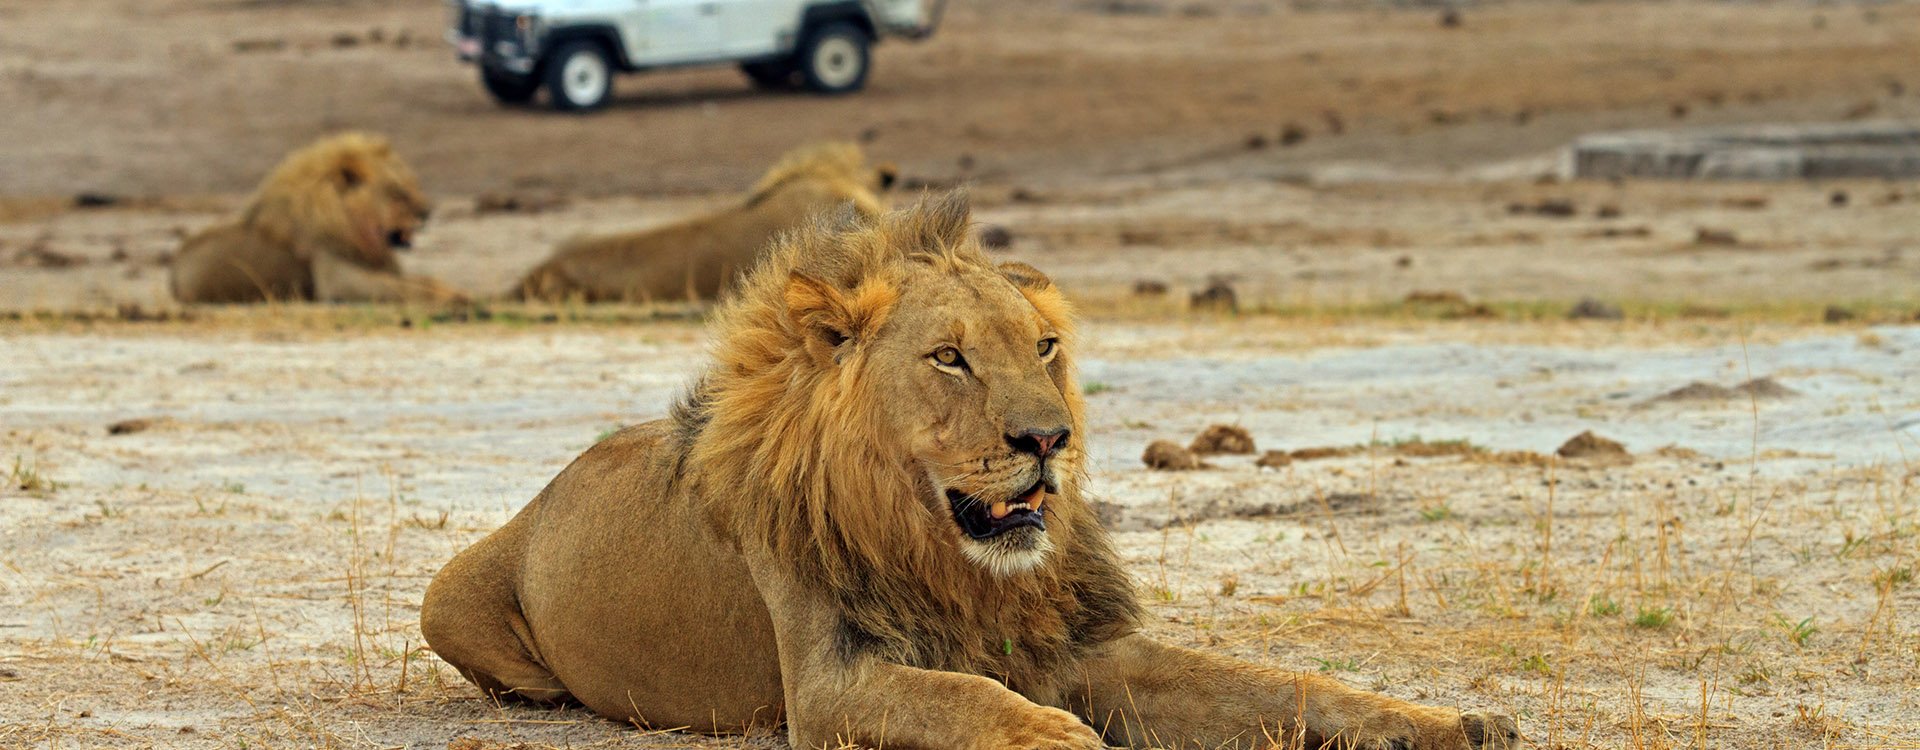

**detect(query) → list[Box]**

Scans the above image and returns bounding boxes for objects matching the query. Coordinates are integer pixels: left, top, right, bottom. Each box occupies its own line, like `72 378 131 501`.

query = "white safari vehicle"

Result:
447 0 944 111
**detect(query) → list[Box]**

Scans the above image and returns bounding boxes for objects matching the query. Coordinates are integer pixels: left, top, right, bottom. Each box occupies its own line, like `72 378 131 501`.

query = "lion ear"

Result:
908 188 970 250
786 272 856 357
785 272 897 363
998 261 1052 291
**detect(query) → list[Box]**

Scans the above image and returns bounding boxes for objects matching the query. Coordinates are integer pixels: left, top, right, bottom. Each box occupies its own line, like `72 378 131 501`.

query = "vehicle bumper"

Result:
447 2 539 73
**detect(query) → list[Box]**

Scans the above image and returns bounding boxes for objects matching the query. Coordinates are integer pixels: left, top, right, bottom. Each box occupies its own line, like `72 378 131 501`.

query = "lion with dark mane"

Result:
422 192 1517 750
510 141 894 302
169 133 464 304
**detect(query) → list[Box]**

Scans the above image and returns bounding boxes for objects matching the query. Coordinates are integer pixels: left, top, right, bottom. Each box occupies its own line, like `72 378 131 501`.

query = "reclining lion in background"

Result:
422 192 1519 750
169 133 465 304
510 141 895 303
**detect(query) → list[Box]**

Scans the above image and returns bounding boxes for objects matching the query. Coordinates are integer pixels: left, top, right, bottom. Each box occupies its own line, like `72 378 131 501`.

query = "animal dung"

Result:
1142 440 1206 471
1189 424 1256 455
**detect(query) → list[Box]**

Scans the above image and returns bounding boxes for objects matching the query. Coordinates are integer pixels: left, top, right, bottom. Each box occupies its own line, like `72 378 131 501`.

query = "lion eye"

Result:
932 347 965 369
1037 338 1057 358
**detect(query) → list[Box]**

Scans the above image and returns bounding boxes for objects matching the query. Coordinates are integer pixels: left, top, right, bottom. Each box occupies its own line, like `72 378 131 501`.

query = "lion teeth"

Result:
991 501 1010 519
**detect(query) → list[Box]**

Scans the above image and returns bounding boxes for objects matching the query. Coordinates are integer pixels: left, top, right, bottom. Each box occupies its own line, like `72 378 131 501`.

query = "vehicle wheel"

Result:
797 22 870 95
544 40 614 112
740 59 798 90
481 67 540 105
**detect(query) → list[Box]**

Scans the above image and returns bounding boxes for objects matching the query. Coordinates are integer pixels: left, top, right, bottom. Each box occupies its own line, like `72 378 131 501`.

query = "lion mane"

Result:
510 141 897 303
680 196 1140 681
169 132 460 304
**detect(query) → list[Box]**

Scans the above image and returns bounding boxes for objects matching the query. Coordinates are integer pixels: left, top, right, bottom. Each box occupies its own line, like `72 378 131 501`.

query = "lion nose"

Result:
1007 427 1070 459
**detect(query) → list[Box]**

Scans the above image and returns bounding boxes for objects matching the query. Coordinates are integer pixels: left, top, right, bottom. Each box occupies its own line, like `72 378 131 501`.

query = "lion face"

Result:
333 147 432 264
244 132 433 268
865 262 1080 576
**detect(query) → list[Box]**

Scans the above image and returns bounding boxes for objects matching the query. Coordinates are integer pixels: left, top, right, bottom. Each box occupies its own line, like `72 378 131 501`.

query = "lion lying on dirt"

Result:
422 192 1517 749
169 133 465 304
509 141 895 302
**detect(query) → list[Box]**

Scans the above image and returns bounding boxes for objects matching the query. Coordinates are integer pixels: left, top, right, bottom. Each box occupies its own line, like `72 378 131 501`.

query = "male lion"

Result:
422 192 1517 750
510 141 895 302
169 133 465 304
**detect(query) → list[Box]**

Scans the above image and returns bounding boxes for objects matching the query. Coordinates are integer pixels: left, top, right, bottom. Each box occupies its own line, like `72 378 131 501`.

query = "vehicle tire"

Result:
740 59 798 90
797 22 870 95
481 67 540 105
543 40 614 112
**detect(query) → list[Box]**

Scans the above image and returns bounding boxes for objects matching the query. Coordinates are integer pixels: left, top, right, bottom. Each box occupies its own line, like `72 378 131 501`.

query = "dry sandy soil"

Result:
2 319 1917 750
4 0 1920 748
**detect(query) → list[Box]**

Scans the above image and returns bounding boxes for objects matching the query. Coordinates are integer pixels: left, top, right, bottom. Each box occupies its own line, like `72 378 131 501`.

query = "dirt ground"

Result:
4 0 1920 748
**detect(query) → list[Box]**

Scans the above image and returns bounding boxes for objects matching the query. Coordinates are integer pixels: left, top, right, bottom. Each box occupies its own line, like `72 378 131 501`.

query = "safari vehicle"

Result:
447 0 945 112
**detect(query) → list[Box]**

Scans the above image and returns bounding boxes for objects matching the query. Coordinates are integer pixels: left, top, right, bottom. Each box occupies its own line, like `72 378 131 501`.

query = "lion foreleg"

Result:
1066 634 1518 750
311 251 467 304
745 556 1103 750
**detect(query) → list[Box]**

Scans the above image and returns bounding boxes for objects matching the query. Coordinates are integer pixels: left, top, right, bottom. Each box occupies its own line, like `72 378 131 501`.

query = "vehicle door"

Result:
621 0 726 65
714 0 802 59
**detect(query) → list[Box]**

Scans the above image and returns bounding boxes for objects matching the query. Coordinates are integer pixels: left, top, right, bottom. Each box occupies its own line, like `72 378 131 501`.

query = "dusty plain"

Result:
4 0 1920 748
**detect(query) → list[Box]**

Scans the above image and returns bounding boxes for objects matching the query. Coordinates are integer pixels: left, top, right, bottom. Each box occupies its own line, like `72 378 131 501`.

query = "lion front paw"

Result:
1460 711 1520 750
982 706 1106 750
1344 707 1520 750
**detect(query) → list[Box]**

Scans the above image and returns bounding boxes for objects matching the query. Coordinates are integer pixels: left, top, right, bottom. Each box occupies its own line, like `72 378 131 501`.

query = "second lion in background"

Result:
511 142 896 303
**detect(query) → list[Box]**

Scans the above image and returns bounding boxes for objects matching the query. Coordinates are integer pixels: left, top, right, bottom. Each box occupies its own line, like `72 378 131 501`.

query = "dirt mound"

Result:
1652 381 1737 402
1556 430 1630 461
1255 450 1291 469
1142 440 1206 470
1733 376 1799 399
1189 424 1255 455
1650 377 1798 404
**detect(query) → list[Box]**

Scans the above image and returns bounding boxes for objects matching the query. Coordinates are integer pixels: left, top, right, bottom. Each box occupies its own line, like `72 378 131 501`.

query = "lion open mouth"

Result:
947 480 1051 540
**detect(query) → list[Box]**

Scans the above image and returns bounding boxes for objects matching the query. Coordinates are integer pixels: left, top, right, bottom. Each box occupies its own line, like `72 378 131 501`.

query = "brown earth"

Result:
4 1 1920 748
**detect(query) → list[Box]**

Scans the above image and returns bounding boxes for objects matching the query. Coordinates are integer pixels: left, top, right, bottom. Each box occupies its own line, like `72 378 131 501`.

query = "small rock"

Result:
1278 122 1308 147
1567 297 1623 320
1694 228 1740 246
1829 190 1849 207
1143 440 1206 471
1507 199 1577 218
330 32 361 48
978 224 1014 250
108 418 153 436
1439 8 1462 27
73 192 122 209
1395 255 1413 268
1255 450 1292 469
1190 424 1256 455
1189 278 1238 314
1321 110 1346 135
16 238 83 268
1556 430 1629 460
1823 305 1856 324
473 192 567 214
1669 102 1689 119
232 38 287 53
1595 204 1623 219
1244 133 1270 150
1132 279 1169 296
1721 196 1769 210
1405 290 1467 305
